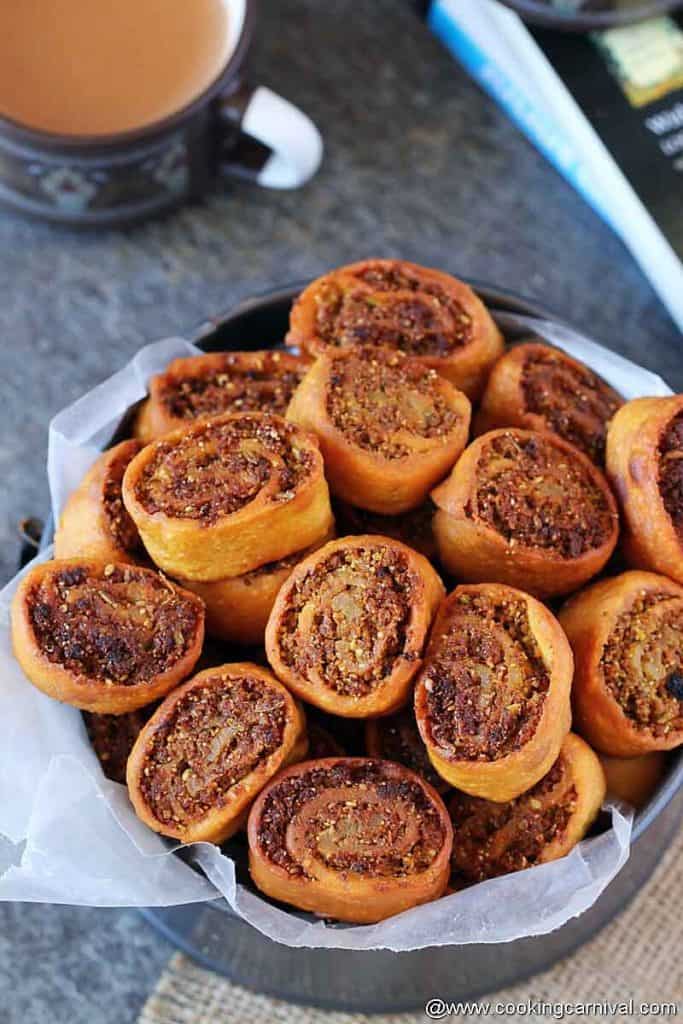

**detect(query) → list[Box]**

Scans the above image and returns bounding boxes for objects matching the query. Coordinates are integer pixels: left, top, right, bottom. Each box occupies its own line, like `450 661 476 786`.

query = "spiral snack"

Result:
55 440 146 563
475 342 622 464
266 535 444 717
248 757 453 923
287 345 471 514
559 571 683 756
286 259 503 398
606 395 683 584
12 560 204 713
432 429 619 599
127 663 307 844
599 752 666 809
414 583 572 801
122 412 333 582
135 350 311 442
183 529 334 647
449 734 605 885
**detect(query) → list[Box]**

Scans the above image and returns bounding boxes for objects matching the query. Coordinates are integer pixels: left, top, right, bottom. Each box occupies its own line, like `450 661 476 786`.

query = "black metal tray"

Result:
42 281 683 1013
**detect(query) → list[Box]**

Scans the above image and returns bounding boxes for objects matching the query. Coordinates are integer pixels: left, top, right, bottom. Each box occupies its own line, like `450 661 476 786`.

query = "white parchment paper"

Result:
0 320 671 950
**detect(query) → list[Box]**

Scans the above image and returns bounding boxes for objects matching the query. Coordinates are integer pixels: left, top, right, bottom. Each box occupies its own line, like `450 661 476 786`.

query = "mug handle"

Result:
216 82 323 189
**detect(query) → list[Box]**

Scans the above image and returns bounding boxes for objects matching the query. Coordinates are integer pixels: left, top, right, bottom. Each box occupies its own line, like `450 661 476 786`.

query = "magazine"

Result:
424 0 683 330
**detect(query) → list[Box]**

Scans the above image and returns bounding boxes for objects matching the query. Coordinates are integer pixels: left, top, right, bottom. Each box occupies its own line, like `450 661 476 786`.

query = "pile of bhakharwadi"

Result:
11 259 683 924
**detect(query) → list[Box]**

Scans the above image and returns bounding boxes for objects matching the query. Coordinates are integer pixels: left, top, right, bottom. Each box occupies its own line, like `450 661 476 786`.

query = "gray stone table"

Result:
0 1 680 1021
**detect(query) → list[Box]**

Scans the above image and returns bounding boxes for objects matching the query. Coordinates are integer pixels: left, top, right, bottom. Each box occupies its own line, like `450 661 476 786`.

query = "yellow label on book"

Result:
594 17 683 108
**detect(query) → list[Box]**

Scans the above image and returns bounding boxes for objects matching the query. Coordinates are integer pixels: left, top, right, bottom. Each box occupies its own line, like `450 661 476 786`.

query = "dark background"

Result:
533 11 683 249
0 2 680 1021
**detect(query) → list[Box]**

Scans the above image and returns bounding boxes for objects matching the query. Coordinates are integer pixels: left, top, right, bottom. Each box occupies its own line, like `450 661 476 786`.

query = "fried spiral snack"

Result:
334 499 438 561
287 345 471 514
127 663 307 844
122 412 333 582
55 440 146 564
475 342 623 464
12 560 204 713
365 707 449 794
84 706 155 784
183 530 334 646
559 571 683 756
432 429 619 599
135 350 311 442
449 734 605 886
599 752 666 809
247 757 453 923
286 259 504 399
606 395 683 585
266 535 444 718
414 583 572 801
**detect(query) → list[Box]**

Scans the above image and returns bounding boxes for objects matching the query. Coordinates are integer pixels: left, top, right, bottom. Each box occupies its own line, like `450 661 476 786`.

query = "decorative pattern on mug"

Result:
0 134 190 215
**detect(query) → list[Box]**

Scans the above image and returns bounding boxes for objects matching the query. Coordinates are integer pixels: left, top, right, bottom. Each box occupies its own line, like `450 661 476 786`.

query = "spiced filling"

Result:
313 263 473 357
372 708 445 790
140 675 287 827
102 441 144 554
256 761 445 878
325 346 461 458
520 349 622 463
84 707 153 784
422 593 549 761
450 755 576 883
135 415 314 523
277 546 415 697
28 565 201 685
159 353 308 422
659 411 683 538
467 432 612 557
354 265 432 291
601 591 683 738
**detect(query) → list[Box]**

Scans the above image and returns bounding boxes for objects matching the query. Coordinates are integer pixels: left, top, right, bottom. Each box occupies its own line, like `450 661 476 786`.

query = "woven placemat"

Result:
139 824 683 1024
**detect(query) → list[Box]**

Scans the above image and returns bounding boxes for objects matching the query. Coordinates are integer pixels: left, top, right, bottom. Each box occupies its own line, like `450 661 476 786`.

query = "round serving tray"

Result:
38 281 683 1013
497 0 682 31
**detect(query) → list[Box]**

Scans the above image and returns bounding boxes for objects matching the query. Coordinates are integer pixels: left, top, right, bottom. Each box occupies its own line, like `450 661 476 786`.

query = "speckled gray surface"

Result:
0 1 680 1021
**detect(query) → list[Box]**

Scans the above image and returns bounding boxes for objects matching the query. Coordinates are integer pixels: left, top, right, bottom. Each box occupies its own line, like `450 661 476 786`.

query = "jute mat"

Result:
139 824 683 1024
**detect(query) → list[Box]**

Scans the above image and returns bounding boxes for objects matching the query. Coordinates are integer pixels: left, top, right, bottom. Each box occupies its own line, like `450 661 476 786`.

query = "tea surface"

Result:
0 0 231 136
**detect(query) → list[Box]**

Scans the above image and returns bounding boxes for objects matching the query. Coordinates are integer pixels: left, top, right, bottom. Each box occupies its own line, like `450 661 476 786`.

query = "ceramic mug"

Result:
0 0 322 226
